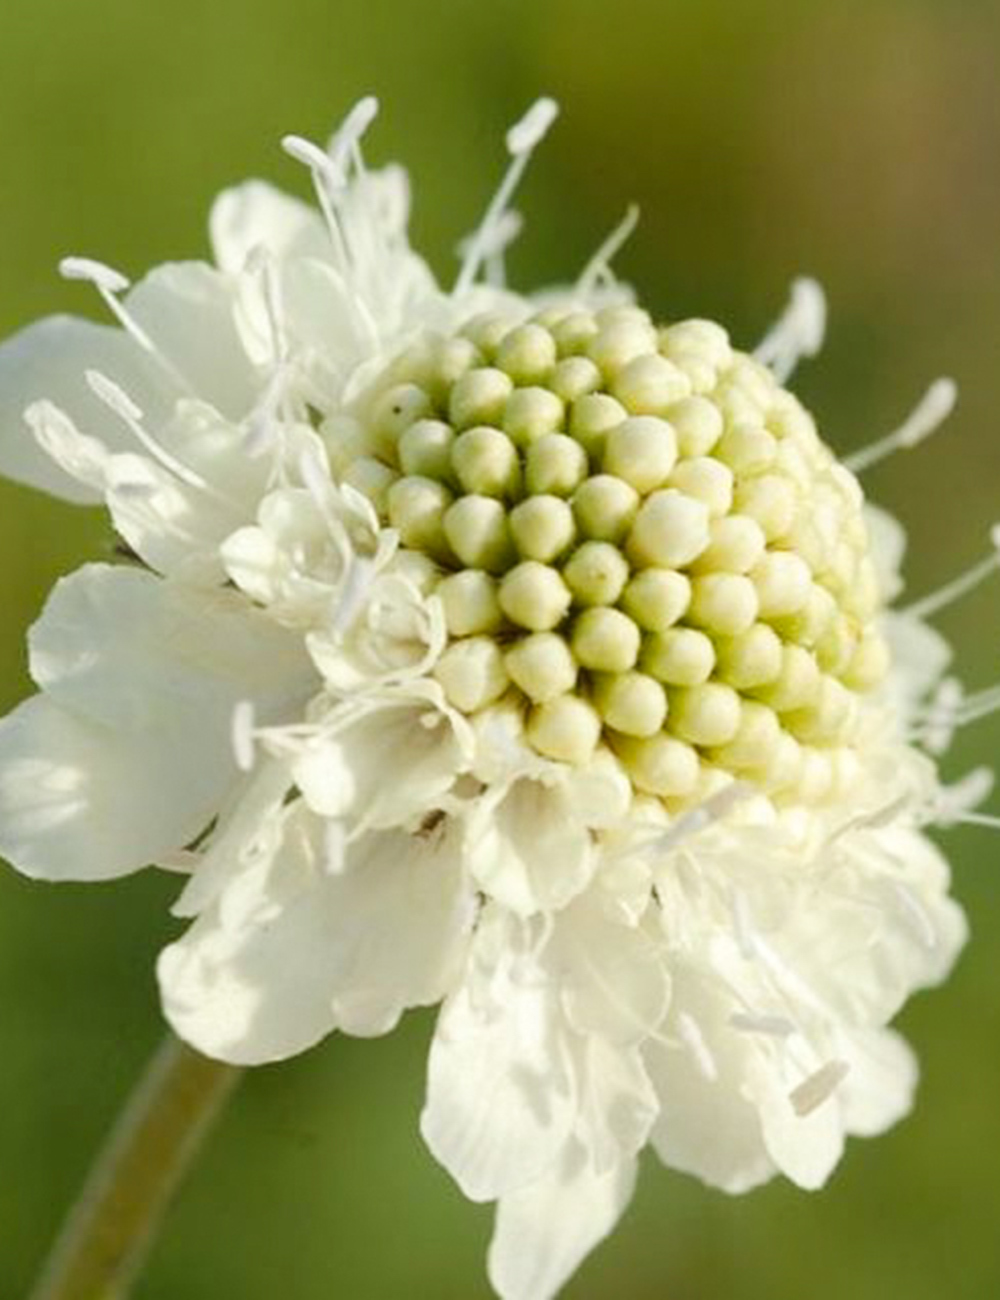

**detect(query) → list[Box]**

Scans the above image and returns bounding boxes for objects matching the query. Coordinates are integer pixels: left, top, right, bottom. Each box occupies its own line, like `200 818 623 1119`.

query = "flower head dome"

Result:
0 98 988 1300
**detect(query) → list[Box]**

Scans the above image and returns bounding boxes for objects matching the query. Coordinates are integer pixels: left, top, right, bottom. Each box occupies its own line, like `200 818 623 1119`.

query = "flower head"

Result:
0 98 987 1300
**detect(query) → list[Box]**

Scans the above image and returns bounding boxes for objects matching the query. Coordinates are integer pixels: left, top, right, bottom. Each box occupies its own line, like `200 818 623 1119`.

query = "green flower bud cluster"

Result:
327 303 888 809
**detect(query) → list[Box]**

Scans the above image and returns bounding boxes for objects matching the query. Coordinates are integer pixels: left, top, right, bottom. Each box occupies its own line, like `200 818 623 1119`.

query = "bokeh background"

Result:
2 0 999 1295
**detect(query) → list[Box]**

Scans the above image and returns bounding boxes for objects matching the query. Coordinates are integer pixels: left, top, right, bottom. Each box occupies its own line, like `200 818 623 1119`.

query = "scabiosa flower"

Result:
0 98 989 1300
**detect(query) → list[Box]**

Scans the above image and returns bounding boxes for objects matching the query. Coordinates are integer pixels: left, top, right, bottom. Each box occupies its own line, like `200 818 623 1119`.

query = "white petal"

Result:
840 1028 918 1139
209 181 329 274
467 778 595 916
28 564 313 732
0 564 313 881
552 896 670 1047
125 263 259 419
749 1056 845 1190
0 693 240 881
488 1143 637 1300
421 923 575 1201
646 969 775 1194
0 315 172 503
571 1035 659 1173
294 688 468 830
160 816 471 1063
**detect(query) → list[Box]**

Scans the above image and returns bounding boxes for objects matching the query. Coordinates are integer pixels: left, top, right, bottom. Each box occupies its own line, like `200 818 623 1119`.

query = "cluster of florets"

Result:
328 302 889 810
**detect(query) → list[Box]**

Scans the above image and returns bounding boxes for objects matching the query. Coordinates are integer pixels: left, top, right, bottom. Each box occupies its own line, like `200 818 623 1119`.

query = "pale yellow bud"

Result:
528 695 602 764
603 416 678 494
525 433 588 496
667 395 724 456
615 732 700 797
387 476 452 556
670 682 742 747
449 367 515 430
612 354 690 415
495 323 558 385
620 569 691 632
499 561 573 631
503 387 565 448
506 632 578 702
509 495 576 562
443 495 513 572
594 671 668 737
398 419 455 481
437 570 502 636
641 627 715 686
563 541 630 606
451 425 520 497
434 637 509 712
627 489 710 568
572 475 640 543
688 573 759 636
571 607 641 672
668 456 733 518
550 355 602 403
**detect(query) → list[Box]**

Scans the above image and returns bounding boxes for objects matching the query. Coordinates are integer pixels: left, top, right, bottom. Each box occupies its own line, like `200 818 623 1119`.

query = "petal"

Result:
421 919 575 1202
293 687 468 830
0 565 313 881
645 969 775 1194
0 694 228 881
0 315 173 503
125 263 259 419
839 1028 918 1139
28 564 313 732
571 1035 659 1173
467 778 595 916
159 816 471 1064
552 897 670 1047
488 1144 637 1300
209 181 329 274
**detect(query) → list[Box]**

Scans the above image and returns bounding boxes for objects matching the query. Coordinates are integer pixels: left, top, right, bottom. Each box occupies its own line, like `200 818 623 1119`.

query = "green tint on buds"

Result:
349 303 886 805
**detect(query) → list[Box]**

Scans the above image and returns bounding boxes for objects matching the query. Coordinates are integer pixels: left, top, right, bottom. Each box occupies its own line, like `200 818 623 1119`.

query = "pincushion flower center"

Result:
329 302 888 809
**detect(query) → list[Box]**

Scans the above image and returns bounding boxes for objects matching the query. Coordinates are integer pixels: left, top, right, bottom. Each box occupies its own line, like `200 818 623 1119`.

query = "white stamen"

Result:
576 204 640 298
86 369 143 422
61 256 194 394
845 378 957 474
231 700 257 772
506 98 560 155
904 525 1000 620
85 369 215 494
731 886 759 960
59 256 131 294
952 811 1000 831
282 133 352 274
647 781 752 856
730 1011 796 1037
789 1059 850 1116
454 97 559 296
678 1012 719 1081
456 209 524 288
932 766 996 827
754 277 826 383
281 133 346 187
328 95 380 170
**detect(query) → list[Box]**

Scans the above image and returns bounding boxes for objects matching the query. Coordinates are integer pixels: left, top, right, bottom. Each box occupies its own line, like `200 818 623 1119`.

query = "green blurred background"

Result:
2 0 999 1295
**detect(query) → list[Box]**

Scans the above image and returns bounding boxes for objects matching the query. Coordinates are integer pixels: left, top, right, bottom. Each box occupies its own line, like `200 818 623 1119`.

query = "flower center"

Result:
329 303 888 807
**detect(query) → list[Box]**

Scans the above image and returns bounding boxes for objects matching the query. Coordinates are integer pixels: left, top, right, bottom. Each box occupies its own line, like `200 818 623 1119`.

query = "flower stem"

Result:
30 1034 242 1300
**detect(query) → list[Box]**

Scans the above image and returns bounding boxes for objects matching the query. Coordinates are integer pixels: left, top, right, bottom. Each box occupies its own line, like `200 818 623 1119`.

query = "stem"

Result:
30 1034 242 1300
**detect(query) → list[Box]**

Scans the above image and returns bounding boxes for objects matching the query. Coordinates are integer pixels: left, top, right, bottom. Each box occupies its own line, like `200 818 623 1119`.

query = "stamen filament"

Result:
845 378 957 474
454 98 559 297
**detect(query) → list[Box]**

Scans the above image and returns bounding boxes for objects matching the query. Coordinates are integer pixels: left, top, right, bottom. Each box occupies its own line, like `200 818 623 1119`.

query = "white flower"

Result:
0 97 988 1300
